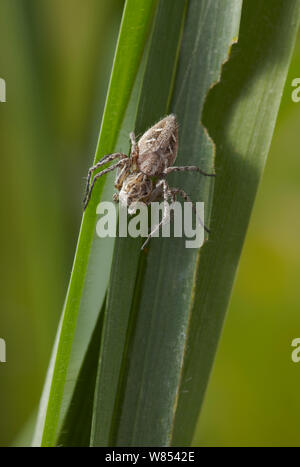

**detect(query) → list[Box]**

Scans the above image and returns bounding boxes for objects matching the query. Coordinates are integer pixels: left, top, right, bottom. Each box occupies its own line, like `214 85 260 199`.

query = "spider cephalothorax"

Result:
118 173 153 214
84 114 215 248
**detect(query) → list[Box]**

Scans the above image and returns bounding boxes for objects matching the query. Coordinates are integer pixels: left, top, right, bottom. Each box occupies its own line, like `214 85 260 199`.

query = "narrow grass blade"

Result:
34 0 157 447
56 299 105 447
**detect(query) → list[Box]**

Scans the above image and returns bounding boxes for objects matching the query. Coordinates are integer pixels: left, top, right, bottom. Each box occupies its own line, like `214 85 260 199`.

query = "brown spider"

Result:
83 115 215 248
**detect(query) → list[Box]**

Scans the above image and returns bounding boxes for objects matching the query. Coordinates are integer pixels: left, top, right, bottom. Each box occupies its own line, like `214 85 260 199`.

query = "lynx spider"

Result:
83 114 215 249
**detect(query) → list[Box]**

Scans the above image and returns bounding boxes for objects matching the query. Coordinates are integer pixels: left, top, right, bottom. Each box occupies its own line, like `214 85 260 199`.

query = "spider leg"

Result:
130 132 139 171
84 160 125 210
84 153 127 206
170 188 210 234
163 166 216 177
141 179 169 250
114 158 131 191
130 131 137 148
148 179 164 202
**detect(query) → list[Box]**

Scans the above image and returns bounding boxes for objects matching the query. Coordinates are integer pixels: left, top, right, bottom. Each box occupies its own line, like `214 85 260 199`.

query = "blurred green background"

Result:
0 0 299 447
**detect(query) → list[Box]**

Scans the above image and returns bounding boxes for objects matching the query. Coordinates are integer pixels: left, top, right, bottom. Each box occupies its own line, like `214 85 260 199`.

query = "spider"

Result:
83 114 215 248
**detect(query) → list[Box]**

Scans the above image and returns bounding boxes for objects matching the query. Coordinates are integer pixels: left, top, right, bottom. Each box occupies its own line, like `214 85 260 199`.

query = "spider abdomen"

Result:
137 151 166 176
137 114 178 176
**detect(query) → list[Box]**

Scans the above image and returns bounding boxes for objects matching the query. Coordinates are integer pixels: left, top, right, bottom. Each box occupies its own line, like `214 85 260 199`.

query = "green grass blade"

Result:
172 0 300 446
56 299 105 447
91 0 188 447
114 0 243 447
91 0 243 448
34 0 157 447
